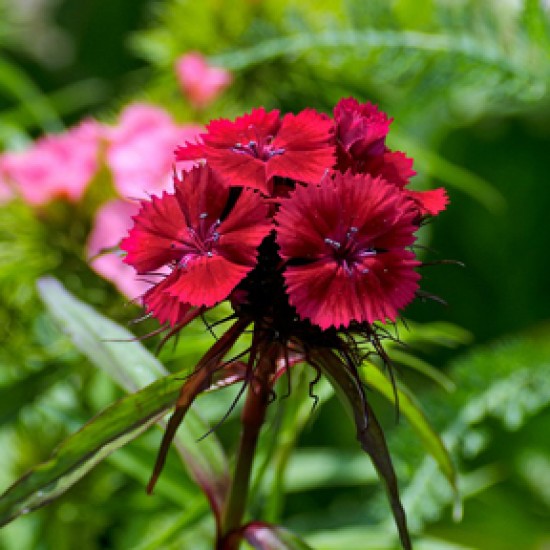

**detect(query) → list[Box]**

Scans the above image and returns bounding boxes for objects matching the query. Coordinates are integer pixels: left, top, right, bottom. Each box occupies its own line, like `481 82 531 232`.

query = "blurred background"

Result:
0 0 549 549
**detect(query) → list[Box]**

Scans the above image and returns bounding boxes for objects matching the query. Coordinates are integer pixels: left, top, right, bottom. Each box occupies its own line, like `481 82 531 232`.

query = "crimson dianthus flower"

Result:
334 97 392 172
117 98 451 550
276 172 421 330
120 165 271 326
333 98 448 218
175 107 334 195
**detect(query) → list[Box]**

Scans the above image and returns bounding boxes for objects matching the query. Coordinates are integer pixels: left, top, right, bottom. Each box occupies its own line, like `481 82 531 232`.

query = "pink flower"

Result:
175 52 232 108
121 165 271 325
87 199 152 299
176 107 335 195
276 172 420 329
106 103 202 199
2 120 102 206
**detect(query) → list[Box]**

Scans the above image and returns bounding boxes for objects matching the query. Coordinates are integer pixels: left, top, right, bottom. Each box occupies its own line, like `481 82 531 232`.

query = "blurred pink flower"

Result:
175 52 232 108
2 120 102 206
106 103 202 199
88 199 152 300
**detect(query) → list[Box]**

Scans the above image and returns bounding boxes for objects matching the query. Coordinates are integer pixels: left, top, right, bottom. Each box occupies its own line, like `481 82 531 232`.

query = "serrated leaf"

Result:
361 362 457 490
398 331 550 533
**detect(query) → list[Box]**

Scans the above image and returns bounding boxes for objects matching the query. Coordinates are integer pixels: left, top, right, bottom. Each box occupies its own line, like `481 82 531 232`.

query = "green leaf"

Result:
307 527 476 550
311 348 412 550
37 277 165 391
106 444 197 506
283 448 377 492
307 526 400 550
0 78 109 131
398 331 550 533
34 278 230 516
388 349 455 392
211 29 529 79
0 363 71 424
361 362 457 490
394 321 472 350
0 367 184 526
0 54 62 133
259 368 335 521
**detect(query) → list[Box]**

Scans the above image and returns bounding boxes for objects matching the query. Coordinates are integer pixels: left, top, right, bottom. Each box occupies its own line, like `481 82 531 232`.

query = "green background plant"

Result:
1 0 549 548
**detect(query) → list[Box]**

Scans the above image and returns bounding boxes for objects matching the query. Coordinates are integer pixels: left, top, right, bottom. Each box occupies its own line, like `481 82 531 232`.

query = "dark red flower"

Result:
334 97 392 172
121 165 271 324
175 107 334 195
276 172 420 329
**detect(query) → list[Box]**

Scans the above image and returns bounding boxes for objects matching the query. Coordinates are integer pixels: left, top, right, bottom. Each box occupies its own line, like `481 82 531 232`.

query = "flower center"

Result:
170 213 221 269
231 134 285 161
324 226 382 275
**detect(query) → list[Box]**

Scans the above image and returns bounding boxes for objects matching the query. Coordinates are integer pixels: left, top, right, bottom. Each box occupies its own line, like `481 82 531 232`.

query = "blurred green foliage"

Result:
1 0 549 548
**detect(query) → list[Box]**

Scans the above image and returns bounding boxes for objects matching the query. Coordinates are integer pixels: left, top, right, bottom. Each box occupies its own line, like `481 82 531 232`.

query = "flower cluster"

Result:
120 98 447 550
123 98 447 333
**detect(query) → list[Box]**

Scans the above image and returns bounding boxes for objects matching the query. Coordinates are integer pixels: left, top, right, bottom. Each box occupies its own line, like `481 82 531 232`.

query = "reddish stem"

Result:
217 343 275 550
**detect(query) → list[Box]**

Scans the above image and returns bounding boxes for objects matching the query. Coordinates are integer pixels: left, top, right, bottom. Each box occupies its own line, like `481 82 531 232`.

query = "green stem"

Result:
217 346 274 550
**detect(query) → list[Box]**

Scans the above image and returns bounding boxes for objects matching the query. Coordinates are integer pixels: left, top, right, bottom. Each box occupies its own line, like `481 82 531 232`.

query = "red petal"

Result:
175 140 207 161
334 98 391 160
143 272 194 327
217 188 272 265
365 150 416 188
204 108 281 147
268 108 335 184
166 255 252 307
284 252 420 329
123 164 271 322
121 191 187 274
406 187 448 216
173 163 229 225
166 185 271 307
205 149 269 193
